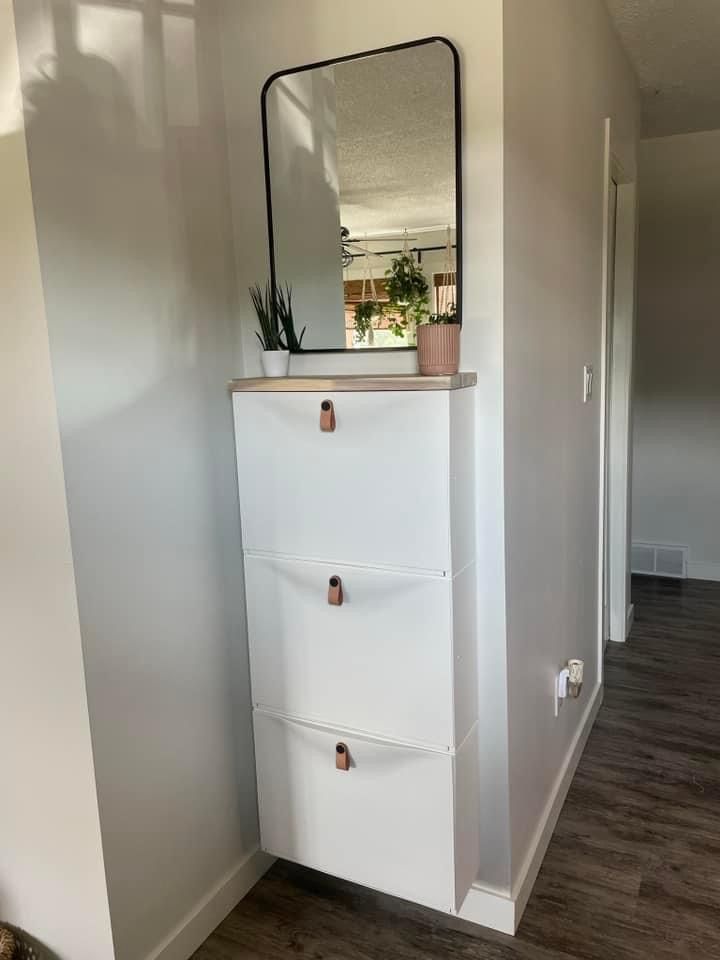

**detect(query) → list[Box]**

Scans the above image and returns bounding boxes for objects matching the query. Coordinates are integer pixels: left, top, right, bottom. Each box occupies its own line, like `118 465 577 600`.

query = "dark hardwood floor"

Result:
193 577 720 959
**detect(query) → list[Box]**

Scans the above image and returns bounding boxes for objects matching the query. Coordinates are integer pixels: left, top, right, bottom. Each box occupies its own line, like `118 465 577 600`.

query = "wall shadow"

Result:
12 2 256 957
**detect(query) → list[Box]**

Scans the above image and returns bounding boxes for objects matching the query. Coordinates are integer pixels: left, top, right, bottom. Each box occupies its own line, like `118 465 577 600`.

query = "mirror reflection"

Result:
263 39 459 351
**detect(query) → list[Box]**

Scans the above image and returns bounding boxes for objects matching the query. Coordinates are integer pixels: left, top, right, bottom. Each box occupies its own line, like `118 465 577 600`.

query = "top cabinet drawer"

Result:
234 391 459 573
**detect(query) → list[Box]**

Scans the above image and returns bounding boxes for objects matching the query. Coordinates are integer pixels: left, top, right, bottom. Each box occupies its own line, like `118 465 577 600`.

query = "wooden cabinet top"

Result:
229 373 477 393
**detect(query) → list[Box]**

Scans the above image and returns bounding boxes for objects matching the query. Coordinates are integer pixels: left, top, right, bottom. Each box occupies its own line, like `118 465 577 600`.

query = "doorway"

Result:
599 121 638 666
603 177 618 649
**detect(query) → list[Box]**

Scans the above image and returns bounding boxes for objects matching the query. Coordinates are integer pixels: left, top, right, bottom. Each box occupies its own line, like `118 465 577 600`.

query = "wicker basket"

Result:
15 937 46 960
0 928 14 960
1 927 52 960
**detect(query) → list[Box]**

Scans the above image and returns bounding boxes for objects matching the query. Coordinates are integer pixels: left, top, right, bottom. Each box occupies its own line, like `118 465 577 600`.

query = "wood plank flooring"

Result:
193 577 720 959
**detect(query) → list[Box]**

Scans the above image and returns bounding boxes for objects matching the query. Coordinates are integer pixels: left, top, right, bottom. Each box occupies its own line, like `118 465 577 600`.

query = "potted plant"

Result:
416 303 460 376
250 282 306 377
354 299 383 345
274 283 306 354
384 253 430 344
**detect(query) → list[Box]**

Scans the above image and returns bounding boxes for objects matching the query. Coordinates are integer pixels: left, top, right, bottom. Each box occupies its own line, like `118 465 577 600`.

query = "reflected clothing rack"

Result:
348 244 457 263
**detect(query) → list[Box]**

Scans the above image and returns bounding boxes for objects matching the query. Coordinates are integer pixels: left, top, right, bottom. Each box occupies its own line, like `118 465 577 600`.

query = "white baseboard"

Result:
626 603 635 637
511 683 603 927
687 561 720 583
146 846 275 960
457 880 515 934
460 683 602 935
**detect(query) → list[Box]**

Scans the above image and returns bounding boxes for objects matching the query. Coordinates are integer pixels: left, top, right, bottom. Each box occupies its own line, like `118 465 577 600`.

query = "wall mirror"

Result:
261 37 461 352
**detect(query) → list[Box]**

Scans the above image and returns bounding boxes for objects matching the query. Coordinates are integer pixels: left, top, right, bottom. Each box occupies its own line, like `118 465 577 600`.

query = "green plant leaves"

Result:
354 300 382 341
249 282 306 353
426 301 458 325
250 282 283 350
384 254 430 335
275 283 305 353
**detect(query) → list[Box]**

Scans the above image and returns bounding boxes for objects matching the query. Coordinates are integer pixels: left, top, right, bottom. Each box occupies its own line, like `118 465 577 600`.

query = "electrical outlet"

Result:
554 660 585 716
554 669 568 718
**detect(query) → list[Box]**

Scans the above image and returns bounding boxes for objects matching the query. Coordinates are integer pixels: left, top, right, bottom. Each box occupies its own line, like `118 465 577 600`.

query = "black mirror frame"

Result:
260 36 462 354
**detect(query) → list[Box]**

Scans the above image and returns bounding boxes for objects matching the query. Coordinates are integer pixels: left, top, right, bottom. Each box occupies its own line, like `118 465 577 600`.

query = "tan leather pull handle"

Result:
328 575 343 606
320 399 336 432
335 742 350 771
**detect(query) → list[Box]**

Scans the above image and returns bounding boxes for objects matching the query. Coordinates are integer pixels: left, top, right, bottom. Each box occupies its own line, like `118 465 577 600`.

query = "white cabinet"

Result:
254 712 479 914
232 376 478 914
246 555 477 748
234 390 473 574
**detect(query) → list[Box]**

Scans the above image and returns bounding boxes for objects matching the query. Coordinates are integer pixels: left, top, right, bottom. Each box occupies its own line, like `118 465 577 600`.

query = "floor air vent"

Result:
631 542 688 579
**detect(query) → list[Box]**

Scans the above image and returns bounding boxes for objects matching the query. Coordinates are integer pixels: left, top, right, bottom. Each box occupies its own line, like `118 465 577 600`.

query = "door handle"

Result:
320 399 336 432
335 742 350 771
328 575 343 606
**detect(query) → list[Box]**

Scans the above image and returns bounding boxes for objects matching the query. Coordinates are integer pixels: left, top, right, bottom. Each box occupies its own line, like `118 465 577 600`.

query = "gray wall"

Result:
503 0 638 878
13 2 259 957
632 130 720 581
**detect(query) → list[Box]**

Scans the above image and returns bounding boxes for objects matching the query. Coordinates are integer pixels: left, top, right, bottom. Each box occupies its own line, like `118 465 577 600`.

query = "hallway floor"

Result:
193 577 720 959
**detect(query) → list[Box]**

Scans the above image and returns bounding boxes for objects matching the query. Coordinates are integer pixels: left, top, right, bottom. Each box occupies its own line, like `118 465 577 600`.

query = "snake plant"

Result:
250 282 306 352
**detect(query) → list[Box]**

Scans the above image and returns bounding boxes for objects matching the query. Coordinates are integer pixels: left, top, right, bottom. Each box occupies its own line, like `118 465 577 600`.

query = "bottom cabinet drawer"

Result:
254 710 467 914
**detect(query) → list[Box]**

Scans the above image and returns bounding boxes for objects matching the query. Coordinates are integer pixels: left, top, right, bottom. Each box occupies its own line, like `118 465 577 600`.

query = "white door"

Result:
245 554 456 747
253 711 457 912
233 390 452 573
603 179 618 649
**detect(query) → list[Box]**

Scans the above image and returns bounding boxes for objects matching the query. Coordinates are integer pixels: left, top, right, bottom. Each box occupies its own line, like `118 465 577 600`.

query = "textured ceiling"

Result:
334 42 456 235
605 0 720 138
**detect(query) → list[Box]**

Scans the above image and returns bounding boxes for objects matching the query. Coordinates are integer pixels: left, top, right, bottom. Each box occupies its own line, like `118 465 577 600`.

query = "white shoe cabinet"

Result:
232 374 478 915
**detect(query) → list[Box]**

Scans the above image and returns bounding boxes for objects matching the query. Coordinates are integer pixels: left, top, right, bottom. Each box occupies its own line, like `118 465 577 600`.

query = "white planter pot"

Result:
261 350 290 377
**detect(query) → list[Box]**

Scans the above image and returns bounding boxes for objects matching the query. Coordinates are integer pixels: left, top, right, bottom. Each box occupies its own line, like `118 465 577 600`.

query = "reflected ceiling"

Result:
334 43 455 235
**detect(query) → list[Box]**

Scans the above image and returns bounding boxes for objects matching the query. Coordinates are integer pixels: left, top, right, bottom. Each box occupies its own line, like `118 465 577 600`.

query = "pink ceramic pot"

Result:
417 323 460 376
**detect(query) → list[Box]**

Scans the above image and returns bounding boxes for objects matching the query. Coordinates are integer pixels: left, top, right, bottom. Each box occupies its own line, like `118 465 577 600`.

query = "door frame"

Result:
598 118 638 677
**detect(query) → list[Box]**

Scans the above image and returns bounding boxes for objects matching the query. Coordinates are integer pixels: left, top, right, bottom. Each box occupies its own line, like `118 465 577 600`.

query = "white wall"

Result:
0 5 114 957
632 130 720 581
12 2 262 958
219 0 510 892
502 0 638 886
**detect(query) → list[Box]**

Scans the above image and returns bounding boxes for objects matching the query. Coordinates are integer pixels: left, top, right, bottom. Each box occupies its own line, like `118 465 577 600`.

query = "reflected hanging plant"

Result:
384 253 430 336
354 300 383 342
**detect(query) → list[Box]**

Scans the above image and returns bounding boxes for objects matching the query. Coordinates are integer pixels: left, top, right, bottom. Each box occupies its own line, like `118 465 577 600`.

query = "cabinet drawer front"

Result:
234 391 450 573
254 711 455 912
247 556 454 747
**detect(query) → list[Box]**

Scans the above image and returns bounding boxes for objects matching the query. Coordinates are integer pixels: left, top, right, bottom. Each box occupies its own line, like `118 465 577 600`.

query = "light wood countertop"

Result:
228 373 477 393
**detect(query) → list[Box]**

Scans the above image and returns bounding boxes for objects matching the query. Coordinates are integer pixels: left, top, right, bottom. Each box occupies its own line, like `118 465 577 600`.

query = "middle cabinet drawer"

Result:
246 555 454 748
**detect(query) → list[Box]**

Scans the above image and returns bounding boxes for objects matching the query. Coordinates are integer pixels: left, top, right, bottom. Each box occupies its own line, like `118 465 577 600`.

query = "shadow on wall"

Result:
12 2 257 958
19 0 238 422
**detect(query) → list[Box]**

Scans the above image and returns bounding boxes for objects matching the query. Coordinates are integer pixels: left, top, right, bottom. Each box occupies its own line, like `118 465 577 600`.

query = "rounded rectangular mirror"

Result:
261 37 461 352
